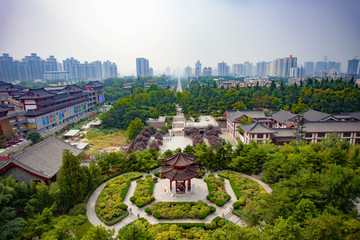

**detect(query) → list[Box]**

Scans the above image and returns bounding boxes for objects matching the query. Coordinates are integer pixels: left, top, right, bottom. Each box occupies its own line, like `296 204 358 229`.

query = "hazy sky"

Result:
0 0 359 75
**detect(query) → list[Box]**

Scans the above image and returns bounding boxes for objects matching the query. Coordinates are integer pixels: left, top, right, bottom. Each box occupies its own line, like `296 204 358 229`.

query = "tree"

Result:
294 113 305 149
118 221 152 240
81 226 114 240
27 131 41 144
89 161 102 186
305 211 344 240
232 101 247 110
126 117 145 140
57 150 89 211
291 97 309 114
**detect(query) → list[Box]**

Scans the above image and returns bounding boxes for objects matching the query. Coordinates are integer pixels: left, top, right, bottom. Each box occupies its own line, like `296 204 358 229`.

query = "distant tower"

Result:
136 58 150 77
347 58 359 76
218 62 229 76
185 66 192 78
195 60 202 78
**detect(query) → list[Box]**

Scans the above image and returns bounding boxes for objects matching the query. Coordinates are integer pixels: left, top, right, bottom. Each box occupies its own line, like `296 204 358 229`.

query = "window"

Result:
356 132 360 137
305 133 312 138
317 133 325 138
343 132 351 138
257 134 263 139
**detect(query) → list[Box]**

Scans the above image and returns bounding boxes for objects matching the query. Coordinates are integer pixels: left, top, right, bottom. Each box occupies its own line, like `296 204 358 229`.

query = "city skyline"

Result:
0 0 359 75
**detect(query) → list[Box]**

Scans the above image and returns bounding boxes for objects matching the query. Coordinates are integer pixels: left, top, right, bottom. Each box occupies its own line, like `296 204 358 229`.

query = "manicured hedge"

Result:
147 201 215 219
95 172 142 225
219 170 268 223
204 175 231 206
218 171 266 210
131 175 156 208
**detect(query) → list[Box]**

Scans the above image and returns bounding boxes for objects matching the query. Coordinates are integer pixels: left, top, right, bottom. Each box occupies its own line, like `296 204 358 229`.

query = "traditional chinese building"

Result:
161 150 199 193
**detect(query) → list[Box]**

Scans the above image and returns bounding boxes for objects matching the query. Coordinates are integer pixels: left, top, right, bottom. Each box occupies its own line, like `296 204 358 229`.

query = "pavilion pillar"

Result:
188 179 191 191
175 180 178 193
170 179 172 191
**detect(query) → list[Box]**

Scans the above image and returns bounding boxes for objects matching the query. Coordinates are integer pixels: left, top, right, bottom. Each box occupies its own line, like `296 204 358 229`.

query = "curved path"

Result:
86 171 272 232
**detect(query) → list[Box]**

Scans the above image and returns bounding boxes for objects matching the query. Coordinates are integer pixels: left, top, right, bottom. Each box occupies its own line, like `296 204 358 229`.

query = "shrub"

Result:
154 172 160 177
215 199 225 207
147 201 213 219
95 172 142 225
205 175 230 206
219 171 266 202
205 221 217 230
212 216 222 223
217 219 226 227
69 203 87 216
238 198 246 206
209 206 216 213
131 176 155 208
233 201 241 209
145 207 151 214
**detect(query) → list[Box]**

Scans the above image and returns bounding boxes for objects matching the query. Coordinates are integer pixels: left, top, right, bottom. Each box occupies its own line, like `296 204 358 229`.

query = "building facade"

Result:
136 58 150 77
226 109 360 145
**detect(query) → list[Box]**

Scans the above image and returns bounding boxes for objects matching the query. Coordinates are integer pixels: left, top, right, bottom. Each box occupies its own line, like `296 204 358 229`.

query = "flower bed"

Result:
218 171 267 215
95 172 142 225
130 175 155 208
204 174 231 206
145 201 216 219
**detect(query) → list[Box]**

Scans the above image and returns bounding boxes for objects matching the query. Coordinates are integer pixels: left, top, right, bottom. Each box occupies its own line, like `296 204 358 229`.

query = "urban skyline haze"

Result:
0 0 359 75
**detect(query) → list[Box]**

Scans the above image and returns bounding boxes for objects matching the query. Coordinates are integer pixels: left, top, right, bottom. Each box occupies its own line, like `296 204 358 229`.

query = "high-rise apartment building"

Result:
289 66 304 78
243 62 253 76
256 61 269 77
102 61 118 79
270 56 296 78
347 59 359 76
218 62 229 76
203 67 212 77
44 56 58 72
185 66 192 78
232 64 242 76
136 58 150 77
24 53 44 81
0 54 16 82
304 62 314 77
195 60 202 78
149 68 153 77
282 55 297 78
315 61 325 76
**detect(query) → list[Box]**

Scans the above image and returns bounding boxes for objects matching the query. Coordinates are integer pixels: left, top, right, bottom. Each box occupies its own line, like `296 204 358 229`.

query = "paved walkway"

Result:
86 171 271 232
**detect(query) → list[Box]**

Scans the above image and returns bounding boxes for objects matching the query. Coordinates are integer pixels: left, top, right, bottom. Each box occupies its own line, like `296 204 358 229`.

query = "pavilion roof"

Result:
164 151 195 167
161 165 199 181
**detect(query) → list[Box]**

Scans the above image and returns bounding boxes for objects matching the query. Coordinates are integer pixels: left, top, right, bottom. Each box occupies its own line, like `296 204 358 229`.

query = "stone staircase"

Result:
116 214 138 229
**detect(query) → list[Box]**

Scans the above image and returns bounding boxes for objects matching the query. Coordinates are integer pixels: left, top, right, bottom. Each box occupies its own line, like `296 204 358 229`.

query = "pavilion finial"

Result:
178 148 181 153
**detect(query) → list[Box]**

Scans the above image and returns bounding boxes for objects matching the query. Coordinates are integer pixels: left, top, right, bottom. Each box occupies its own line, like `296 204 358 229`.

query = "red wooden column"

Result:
175 180 178 193
170 179 172 191
188 179 191 191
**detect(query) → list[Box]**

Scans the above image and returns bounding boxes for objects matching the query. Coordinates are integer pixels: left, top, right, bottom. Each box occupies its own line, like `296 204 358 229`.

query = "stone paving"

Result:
86 170 273 233
159 136 193 153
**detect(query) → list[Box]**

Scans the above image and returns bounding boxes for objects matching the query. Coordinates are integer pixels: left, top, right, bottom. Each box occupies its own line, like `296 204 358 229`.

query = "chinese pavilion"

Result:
161 150 199 193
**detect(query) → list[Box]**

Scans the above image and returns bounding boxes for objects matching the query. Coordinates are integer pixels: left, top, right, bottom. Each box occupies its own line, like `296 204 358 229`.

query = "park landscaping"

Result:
95 172 142 225
204 174 231 206
218 171 267 218
130 175 156 208
145 200 216 219
117 217 244 240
